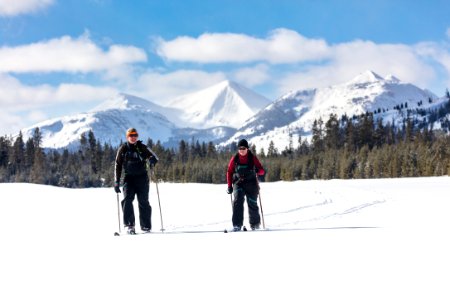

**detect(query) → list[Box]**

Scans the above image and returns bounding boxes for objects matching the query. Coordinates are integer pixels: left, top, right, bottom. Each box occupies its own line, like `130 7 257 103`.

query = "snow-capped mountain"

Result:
18 71 448 151
20 81 269 149
21 94 176 149
166 80 271 129
222 70 442 150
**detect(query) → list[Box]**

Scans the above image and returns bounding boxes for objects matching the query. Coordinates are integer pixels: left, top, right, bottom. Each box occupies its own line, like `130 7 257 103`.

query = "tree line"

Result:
1 98 449 187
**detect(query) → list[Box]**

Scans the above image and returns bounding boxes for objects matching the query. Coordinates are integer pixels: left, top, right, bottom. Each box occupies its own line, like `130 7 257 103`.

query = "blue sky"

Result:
1 0 450 135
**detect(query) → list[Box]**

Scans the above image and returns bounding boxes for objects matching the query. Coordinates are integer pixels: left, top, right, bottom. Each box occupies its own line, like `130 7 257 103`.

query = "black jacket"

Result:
114 141 158 183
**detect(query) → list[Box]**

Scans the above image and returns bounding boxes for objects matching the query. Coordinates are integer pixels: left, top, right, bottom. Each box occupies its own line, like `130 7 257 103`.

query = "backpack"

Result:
232 151 256 185
122 143 148 176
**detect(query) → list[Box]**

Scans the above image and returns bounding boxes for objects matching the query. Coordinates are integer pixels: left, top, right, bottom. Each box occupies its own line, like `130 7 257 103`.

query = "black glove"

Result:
227 186 233 194
149 156 158 168
114 182 121 194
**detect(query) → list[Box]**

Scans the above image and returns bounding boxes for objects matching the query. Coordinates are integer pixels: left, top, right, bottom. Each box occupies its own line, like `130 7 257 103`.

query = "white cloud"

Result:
27 110 48 123
416 42 450 75
0 33 147 73
0 73 117 111
0 110 26 136
0 0 54 17
131 69 226 104
447 28 450 39
156 28 330 64
275 39 440 95
3 28 450 135
0 70 228 134
155 28 450 96
0 73 119 134
232 64 270 87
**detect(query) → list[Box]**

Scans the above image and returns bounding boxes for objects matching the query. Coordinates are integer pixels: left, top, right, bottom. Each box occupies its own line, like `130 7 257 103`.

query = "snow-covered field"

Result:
1 177 449 300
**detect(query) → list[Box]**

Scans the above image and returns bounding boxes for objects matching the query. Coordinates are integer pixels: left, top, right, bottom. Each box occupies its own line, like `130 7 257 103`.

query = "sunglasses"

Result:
238 147 248 150
128 134 138 137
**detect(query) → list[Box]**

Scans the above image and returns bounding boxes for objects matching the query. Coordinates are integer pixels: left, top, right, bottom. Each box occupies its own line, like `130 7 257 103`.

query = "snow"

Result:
227 70 442 151
1 176 449 300
17 72 446 152
167 80 271 129
348 70 384 84
20 93 176 149
18 81 270 149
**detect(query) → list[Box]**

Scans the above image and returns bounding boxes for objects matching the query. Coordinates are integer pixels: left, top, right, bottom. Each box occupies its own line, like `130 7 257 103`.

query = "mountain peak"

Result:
384 74 400 83
90 93 156 112
167 80 271 129
348 70 384 85
213 79 243 90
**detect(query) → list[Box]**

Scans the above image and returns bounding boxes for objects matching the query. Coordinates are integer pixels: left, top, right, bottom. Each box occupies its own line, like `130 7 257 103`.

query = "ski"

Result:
114 226 379 236
115 229 224 236
224 226 267 233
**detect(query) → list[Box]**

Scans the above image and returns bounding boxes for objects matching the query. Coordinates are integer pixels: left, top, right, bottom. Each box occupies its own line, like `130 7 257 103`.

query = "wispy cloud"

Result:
0 33 147 73
232 64 270 88
3 27 450 135
0 73 117 110
130 69 226 104
0 0 55 17
276 39 438 94
155 28 450 96
0 110 26 136
156 28 330 64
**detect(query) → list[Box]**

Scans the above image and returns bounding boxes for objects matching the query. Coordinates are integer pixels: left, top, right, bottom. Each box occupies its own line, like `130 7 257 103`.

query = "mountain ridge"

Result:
221 70 443 150
17 71 448 151
19 80 266 149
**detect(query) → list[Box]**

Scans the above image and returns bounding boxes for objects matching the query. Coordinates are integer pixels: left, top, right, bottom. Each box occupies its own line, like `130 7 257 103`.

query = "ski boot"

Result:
250 223 260 231
141 227 151 234
126 226 136 235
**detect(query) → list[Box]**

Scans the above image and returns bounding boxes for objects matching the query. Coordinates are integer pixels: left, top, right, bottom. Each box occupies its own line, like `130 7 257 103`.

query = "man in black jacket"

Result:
114 128 158 234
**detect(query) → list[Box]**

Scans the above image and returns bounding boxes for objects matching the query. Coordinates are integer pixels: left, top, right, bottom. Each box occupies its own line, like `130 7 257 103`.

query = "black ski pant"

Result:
232 182 261 228
121 174 152 230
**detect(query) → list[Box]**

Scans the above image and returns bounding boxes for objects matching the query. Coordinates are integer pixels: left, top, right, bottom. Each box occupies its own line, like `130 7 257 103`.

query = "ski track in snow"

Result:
1 177 449 300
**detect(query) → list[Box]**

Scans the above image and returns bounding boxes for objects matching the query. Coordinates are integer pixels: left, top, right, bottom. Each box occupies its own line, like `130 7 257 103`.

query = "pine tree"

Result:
206 141 217 159
0 136 10 181
324 114 340 150
358 114 374 149
344 118 357 152
267 141 278 157
11 132 25 180
178 140 189 163
30 128 46 184
311 118 324 152
373 118 386 148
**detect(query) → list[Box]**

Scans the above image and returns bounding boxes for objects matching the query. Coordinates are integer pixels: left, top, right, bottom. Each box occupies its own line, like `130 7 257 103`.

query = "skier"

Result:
114 128 159 234
226 139 265 231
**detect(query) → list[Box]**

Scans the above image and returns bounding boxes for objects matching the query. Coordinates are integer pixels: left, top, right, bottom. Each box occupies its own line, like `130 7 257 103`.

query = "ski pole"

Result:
258 191 266 229
116 193 121 235
152 168 165 232
256 176 266 229
230 193 233 213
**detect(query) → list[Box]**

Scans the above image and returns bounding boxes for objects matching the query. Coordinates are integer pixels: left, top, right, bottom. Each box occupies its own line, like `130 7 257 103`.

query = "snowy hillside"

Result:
19 81 270 149
167 80 271 129
223 70 443 150
21 94 176 149
17 72 448 151
1 176 449 300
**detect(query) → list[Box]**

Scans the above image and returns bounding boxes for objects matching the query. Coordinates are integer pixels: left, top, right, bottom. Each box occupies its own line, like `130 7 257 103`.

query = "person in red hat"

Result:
114 128 158 234
226 139 265 231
